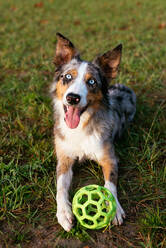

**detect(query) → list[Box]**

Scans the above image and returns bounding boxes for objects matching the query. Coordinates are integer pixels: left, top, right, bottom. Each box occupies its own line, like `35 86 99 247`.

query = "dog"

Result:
50 33 136 232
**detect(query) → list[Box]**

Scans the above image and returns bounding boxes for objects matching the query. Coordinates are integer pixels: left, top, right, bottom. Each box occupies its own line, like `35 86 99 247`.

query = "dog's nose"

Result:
66 93 81 105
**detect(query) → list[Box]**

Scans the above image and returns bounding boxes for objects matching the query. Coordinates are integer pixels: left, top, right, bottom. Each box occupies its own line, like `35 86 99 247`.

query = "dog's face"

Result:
51 33 122 129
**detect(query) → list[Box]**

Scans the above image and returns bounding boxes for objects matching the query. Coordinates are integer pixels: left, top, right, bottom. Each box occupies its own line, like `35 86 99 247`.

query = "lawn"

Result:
0 0 166 247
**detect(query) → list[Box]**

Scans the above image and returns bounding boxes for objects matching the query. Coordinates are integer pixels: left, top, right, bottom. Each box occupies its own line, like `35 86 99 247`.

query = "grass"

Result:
0 0 166 247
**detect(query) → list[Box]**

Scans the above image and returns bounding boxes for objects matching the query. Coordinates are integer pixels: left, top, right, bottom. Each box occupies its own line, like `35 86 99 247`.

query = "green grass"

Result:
0 0 166 247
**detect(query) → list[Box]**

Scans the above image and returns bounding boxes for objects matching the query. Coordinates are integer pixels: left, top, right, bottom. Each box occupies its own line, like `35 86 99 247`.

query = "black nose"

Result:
66 93 81 105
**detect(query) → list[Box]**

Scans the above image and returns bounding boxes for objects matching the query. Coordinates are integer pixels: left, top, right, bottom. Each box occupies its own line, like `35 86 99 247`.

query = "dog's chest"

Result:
58 125 104 161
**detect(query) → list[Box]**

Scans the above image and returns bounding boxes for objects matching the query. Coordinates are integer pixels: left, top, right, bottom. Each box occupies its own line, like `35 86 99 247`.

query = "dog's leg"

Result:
98 143 126 225
56 155 75 232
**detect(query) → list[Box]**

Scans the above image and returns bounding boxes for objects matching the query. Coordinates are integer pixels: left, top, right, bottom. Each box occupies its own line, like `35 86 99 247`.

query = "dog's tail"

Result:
108 84 136 138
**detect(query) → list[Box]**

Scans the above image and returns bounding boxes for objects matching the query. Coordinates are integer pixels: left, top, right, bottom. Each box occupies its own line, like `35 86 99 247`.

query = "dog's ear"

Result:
54 33 79 67
94 44 122 81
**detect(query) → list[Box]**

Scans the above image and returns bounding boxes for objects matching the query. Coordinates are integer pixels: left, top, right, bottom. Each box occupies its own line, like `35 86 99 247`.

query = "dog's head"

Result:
51 33 122 129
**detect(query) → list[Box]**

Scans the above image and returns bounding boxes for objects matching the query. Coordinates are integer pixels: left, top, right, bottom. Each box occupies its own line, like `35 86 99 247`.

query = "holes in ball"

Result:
85 204 97 217
82 218 94 226
102 208 107 213
78 194 88 204
96 215 105 223
104 199 109 206
77 207 83 216
101 189 109 198
91 193 101 202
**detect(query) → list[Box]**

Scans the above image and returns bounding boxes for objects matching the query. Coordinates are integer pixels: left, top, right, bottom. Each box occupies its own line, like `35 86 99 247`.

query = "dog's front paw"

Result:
112 200 126 225
56 202 74 232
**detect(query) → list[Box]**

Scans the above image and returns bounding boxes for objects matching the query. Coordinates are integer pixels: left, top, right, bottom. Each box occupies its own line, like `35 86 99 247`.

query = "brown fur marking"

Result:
56 79 69 100
82 90 103 128
56 69 78 100
68 69 78 78
98 142 118 185
55 144 74 178
87 90 103 110
82 115 91 129
85 72 93 81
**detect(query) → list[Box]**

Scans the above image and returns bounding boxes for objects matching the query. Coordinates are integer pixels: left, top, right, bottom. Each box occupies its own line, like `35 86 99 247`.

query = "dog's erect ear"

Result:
54 33 79 67
94 44 122 81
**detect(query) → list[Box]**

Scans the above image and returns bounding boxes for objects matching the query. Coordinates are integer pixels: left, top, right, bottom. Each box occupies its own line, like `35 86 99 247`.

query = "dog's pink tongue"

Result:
65 106 81 129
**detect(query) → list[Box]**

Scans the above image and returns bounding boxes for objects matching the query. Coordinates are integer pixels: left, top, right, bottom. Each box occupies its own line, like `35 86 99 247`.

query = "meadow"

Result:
0 0 166 247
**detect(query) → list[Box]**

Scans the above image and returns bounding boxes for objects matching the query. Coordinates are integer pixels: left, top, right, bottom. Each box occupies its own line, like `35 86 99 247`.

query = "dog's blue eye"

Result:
87 78 96 87
65 74 72 80
89 79 95 84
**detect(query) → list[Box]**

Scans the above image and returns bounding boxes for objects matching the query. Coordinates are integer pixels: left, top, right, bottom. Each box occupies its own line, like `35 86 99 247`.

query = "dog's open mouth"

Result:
63 105 88 129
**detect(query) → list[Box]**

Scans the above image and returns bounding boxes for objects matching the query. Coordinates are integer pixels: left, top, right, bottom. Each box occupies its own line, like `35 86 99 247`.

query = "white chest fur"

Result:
54 99 104 161
57 118 104 161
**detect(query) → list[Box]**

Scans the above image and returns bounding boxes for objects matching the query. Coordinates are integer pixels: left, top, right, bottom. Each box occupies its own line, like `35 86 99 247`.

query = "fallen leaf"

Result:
158 22 166 29
136 2 141 6
134 52 140 57
119 25 129 30
0 150 4 155
74 20 81 26
34 2 43 8
10 6 17 11
40 19 49 24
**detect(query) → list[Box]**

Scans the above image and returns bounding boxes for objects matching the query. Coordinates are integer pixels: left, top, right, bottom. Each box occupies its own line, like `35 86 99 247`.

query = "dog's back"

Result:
108 83 136 139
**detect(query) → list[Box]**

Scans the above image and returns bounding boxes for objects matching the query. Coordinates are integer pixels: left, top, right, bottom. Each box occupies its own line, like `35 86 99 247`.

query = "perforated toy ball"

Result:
72 184 116 229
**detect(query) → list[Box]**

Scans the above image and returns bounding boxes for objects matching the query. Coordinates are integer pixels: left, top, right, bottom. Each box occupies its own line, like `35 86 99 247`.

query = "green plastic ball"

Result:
72 184 116 229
